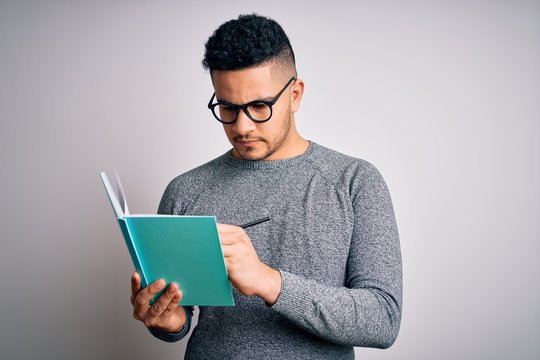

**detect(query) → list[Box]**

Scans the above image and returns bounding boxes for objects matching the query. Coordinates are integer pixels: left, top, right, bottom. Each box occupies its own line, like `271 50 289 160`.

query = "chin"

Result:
238 152 264 161
234 147 272 161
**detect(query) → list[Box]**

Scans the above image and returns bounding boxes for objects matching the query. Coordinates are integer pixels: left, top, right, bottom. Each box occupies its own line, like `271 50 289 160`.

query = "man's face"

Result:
211 65 301 161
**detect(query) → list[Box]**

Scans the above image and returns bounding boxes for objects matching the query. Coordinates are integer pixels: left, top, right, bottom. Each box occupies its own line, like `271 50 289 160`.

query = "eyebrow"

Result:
216 95 273 105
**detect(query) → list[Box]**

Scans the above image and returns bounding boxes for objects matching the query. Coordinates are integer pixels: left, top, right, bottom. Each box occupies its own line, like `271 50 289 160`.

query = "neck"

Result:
263 116 309 160
278 129 309 159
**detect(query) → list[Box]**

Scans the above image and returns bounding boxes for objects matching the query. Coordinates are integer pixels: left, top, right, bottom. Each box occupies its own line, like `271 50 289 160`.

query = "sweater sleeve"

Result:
271 163 402 348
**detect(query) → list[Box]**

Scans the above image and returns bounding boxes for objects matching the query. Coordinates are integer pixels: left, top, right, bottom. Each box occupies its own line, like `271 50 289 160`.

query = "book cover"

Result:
100 171 235 306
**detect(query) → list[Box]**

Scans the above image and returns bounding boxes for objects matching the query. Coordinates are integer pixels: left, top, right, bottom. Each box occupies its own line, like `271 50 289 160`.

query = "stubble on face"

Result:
232 102 292 161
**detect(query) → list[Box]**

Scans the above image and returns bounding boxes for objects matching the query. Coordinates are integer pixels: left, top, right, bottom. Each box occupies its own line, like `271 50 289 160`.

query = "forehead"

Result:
211 65 280 103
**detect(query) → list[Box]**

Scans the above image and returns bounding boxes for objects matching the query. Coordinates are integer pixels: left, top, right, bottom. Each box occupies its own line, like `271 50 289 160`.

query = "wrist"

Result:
256 265 282 305
162 322 184 334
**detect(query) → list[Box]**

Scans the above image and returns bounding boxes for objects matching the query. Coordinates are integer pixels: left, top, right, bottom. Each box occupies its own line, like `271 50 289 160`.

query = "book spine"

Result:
118 218 148 288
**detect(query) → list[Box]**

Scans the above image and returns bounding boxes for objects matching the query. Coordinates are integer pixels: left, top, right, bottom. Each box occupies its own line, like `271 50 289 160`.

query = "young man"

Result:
130 14 402 359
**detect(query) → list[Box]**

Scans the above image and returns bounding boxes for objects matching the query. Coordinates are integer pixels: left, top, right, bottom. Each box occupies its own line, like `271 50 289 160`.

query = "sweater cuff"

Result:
147 306 193 343
270 270 312 318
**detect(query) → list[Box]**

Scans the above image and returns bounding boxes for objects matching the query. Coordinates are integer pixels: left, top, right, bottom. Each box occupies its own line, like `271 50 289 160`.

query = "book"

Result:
99 171 235 306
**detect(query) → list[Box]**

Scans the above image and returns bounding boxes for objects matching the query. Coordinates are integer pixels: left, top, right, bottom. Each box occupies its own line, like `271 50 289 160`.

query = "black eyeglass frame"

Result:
207 77 297 124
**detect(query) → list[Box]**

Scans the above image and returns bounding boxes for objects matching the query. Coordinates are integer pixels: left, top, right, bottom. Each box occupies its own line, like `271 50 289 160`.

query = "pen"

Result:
239 216 271 229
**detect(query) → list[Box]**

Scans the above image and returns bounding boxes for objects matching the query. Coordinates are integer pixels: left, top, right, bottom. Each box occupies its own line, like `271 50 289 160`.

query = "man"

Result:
130 14 402 359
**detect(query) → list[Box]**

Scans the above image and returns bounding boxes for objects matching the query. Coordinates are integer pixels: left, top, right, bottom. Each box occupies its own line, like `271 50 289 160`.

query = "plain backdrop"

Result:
1 1 539 359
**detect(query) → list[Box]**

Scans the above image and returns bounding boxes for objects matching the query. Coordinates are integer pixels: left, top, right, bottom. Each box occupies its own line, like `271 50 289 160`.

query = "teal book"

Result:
99 171 234 306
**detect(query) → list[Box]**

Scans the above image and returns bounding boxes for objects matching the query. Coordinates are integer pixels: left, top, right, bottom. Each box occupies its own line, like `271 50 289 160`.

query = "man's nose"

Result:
232 110 256 135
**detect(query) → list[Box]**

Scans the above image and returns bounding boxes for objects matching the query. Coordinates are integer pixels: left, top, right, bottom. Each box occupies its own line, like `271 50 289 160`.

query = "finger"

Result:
130 272 141 305
133 279 166 321
220 235 237 246
163 288 183 316
134 279 166 308
221 243 236 257
219 230 246 246
148 282 180 318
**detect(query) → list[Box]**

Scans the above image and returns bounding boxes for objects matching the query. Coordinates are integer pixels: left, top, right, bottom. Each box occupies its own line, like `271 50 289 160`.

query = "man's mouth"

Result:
235 138 263 147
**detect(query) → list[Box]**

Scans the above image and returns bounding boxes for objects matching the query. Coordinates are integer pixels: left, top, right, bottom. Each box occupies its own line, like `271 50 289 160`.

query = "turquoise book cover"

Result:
100 171 235 306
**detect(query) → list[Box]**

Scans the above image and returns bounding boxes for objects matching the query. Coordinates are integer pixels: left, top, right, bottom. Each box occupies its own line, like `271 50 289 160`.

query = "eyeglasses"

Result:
207 77 296 124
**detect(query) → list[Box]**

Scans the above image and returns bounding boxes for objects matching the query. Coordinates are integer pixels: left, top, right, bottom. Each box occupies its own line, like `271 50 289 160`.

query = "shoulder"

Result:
170 153 226 185
307 143 384 185
158 152 228 214
307 143 391 205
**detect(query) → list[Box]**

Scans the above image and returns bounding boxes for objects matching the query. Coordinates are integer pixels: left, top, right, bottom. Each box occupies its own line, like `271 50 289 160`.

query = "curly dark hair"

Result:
202 14 296 74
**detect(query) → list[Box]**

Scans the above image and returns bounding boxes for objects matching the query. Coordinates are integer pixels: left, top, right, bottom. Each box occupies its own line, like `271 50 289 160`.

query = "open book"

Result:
99 171 234 306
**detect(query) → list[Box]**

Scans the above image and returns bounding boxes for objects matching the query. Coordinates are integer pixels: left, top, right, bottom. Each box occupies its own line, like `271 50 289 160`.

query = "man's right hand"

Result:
131 272 187 333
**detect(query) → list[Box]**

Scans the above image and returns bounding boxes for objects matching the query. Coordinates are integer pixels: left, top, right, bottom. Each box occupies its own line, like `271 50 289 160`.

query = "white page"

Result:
99 171 124 219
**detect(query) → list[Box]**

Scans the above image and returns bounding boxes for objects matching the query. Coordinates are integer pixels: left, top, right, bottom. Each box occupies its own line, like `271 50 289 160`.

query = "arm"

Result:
271 165 402 348
217 165 402 347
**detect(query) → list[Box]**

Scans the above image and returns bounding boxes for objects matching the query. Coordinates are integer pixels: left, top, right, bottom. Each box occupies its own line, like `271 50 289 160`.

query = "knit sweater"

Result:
150 142 402 359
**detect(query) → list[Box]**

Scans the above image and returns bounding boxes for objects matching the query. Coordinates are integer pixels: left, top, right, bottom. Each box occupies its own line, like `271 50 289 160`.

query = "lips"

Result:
235 138 263 147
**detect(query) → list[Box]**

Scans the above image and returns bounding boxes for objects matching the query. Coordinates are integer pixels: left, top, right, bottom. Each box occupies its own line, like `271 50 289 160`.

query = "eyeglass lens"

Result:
217 102 272 123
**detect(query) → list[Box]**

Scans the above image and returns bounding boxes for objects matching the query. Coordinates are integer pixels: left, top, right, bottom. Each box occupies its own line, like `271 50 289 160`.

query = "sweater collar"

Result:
221 141 317 170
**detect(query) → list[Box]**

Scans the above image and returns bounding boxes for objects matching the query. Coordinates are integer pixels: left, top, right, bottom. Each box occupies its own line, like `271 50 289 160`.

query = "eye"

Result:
250 102 268 110
247 102 272 121
219 105 235 113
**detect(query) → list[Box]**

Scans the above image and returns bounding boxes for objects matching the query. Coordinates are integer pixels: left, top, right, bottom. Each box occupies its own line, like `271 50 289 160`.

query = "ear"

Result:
290 79 305 113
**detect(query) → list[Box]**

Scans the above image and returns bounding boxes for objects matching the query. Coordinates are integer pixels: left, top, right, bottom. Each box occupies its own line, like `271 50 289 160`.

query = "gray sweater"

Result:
150 142 402 359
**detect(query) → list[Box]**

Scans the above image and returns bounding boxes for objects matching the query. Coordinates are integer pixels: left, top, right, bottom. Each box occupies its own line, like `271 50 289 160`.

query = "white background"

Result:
1 0 539 359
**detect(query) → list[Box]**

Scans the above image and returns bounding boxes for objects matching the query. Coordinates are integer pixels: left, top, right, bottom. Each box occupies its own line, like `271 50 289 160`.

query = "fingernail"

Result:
155 279 165 288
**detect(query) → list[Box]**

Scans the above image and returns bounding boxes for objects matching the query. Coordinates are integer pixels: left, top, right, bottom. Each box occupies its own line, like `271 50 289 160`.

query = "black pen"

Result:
239 216 271 229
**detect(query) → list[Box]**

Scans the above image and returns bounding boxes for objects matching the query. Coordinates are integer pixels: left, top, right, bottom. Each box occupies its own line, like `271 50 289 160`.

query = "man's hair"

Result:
202 14 296 75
